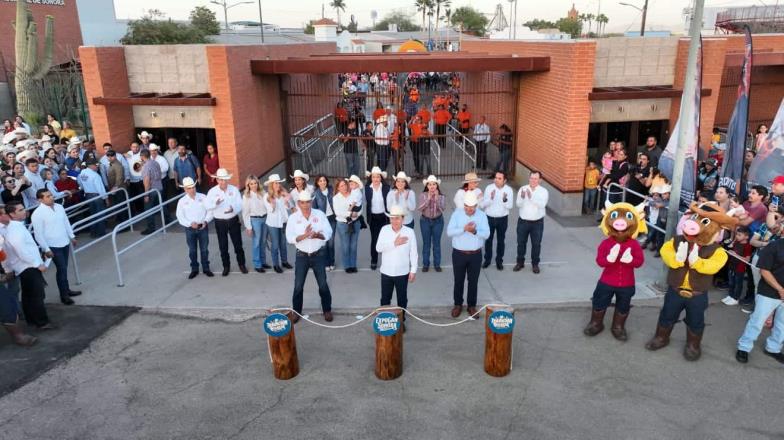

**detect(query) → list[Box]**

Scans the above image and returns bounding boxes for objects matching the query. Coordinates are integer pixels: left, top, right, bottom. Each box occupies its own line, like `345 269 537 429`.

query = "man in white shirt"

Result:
79 159 109 238
176 177 214 279
514 171 549 274
163 137 179 198
126 142 144 214
480 171 514 270
149 144 174 223
447 191 490 319
285 191 334 323
31 189 80 304
376 205 417 331
473 116 491 170
3 202 53 329
22 159 45 209
206 168 246 276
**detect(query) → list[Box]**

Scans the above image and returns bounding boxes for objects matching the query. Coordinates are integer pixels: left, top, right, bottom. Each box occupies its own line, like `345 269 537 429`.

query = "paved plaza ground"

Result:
1 306 783 440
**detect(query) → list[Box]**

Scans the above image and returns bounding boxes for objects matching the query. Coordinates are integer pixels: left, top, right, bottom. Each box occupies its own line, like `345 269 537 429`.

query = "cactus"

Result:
13 0 54 118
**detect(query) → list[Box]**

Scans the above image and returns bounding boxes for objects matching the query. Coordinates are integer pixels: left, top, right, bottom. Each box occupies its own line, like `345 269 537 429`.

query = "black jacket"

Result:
364 182 389 216
312 186 334 217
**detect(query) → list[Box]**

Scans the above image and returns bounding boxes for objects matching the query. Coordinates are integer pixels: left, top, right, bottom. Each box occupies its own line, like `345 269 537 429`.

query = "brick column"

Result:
79 47 135 150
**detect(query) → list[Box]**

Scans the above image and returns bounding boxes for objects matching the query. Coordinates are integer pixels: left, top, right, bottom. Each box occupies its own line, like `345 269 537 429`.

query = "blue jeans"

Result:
88 196 106 236
144 195 159 231
0 278 20 325
420 216 443 268
336 221 359 269
728 268 753 302
268 225 288 266
249 216 267 269
485 215 508 265
50 245 72 298
376 145 389 172
345 152 359 177
325 215 336 266
516 218 544 265
591 281 635 313
292 249 332 313
495 147 511 173
657 287 709 333
185 226 210 271
583 188 598 212
737 294 784 353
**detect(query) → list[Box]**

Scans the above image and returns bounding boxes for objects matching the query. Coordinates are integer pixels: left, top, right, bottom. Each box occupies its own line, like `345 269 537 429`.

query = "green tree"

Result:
523 18 556 30
434 0 450 32
189 6 220 35
555 17 582 39
596 13 609 36
414 0 433 32
330 0 346 27
121 10 209 45
374 10 418 32
450 6 488 36
347 16 358 32
304 22 315 34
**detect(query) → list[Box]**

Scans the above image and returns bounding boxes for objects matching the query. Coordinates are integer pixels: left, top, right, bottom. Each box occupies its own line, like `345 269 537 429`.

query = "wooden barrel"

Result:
266 311 299 380
374 309 404 380
484 306 515 377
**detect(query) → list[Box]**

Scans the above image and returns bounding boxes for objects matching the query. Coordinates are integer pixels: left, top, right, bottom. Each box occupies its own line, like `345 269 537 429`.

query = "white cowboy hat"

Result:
67 143 80 153
463 191 479 207
385 205 407 218
650 184 672 194
291 169 309 181
215 168 233 180
263 173 286 186
1 132 16 144
181 177 197 189
68 137 83 146
422 175 441 186
376 115 388 124
462 172 481 183
365 166 388 179
16 150 37 163
148 143 160 151
39 135 51 143
137 131 153 140
12 128 27 136
393 171 411 183
348 175 364 188
297 190 313 202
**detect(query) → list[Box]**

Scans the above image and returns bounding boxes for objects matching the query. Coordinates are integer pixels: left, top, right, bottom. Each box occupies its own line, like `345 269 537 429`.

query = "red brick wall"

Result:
461 40 596 193
0 1 83 82
78 46 134 150
460 71 515 136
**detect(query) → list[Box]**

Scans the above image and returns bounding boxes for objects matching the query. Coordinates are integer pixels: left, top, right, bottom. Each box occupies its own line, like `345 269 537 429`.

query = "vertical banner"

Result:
659 38 702 206
747 98 784 187
719 26 752 194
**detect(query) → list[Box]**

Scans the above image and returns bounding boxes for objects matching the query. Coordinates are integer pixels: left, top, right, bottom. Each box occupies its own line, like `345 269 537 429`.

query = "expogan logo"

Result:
373 311 399 336
488 311 515 335
263 313 291 337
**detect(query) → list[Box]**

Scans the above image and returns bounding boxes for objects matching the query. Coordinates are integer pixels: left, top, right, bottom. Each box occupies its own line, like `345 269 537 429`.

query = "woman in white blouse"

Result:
333 178 360 273
386 171 416 229
242 175 268 273
454 172 483 208
263 174 292 273
289 169 314 212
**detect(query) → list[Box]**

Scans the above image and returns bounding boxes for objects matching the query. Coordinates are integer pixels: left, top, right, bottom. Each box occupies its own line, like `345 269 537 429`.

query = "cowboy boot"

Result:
683 328 703 361
3 323 37 347
645 324 673 351
610 310 629 341
583 309 606 336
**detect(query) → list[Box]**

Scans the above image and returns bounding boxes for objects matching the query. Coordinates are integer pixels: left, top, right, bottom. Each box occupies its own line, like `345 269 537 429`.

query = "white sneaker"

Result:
721 296 739 306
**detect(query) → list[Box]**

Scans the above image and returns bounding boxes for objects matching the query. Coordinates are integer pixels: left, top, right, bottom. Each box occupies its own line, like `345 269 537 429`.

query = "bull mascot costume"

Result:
646 201 738 361
584 201 646 341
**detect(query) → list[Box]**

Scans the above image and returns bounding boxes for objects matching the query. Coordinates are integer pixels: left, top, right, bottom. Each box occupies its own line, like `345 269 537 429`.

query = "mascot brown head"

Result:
600 201 647 243
682 201 738 245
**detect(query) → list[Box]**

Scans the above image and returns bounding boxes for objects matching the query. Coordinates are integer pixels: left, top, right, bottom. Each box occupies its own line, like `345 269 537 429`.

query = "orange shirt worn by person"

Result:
372 108 385 123
335 107 349 123
457 110 471 130
397 109 407 127
434 109 451 126
409 121 423 143
409 88 420 103
417 109 431 125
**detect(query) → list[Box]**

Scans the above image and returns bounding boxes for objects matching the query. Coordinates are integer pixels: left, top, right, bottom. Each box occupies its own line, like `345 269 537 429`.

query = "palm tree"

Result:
585 13 595 35
434 0 450 33
415 0 432 32
598 14 609 36
577 13 587 36
330 0 346 27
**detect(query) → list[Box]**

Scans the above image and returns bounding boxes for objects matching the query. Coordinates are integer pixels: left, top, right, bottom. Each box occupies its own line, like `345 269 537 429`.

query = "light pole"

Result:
257 0 264 43
619 0 649 36
210 0 254 31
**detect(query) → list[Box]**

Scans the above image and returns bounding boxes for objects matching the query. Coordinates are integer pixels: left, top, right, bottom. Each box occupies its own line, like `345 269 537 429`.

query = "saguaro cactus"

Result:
14 0 54 117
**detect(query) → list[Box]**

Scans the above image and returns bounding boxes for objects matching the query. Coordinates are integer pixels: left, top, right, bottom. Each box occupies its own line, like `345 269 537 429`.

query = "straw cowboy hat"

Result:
39 135 51 143
463 191 479 207
215 168 233 180
348 175 364 188
650 184 672 194
68 137 83 147
291 169 309 181
16 150 37 163
263 173 285 186
365 166 387 179
393 171 411 183
462 172 481 183
297 190 313 202
12 127 27 136
422 175 441 186
386 205 407 218
181 177 197 189
1 132 16 144
148 143 160 151
137 131 153 140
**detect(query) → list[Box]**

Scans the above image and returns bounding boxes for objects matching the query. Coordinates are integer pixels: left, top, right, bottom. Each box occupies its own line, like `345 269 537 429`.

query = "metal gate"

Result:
283 71 517 180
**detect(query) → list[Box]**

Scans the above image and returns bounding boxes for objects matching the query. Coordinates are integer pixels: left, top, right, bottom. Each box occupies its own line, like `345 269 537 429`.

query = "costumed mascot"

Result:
584 201 646 340
645 201 738 361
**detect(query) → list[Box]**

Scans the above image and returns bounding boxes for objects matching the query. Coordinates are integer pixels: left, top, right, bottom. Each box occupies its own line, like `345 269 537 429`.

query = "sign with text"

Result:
373 311 400 336
2 0 65 5
263 313 291 338
488 310 515 335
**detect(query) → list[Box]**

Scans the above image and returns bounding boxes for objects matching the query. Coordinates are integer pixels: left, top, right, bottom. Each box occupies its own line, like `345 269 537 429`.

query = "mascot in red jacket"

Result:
584 201 646 341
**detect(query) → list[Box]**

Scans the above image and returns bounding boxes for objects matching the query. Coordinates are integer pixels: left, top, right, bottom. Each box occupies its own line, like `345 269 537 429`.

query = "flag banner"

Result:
719 26 752 194
660 38 702 206
747 98 784 188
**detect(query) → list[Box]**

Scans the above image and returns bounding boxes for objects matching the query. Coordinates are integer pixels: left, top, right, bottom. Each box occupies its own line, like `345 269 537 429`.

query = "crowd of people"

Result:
582 129 784 365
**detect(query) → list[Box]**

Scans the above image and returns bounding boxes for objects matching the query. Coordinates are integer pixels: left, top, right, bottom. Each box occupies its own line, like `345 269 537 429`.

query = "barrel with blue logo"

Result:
484 306 515 377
